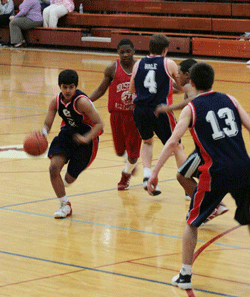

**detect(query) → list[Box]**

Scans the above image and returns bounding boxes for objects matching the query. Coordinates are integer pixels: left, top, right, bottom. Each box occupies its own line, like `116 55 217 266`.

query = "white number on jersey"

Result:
144 70 157 94
206 107 238 140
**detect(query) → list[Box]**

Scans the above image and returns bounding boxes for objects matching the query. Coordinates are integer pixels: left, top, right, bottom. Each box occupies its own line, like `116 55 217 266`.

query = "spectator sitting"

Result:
0 0 14 27
9 0 43 48
43 0 74 28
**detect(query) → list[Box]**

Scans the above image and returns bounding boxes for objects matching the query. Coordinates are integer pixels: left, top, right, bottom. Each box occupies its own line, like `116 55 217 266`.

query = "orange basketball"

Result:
23 133 48 156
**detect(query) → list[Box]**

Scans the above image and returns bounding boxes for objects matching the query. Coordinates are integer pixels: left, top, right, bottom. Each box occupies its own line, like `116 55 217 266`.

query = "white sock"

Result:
122 151 127 163
143 167 151 179
124 160 137 174
59 195 68 205
180 264 192 275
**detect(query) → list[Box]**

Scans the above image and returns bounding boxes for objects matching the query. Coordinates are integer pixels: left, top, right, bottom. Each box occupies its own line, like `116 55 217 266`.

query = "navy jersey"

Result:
133 56 173 108
57 89 99 136
189 91 250 188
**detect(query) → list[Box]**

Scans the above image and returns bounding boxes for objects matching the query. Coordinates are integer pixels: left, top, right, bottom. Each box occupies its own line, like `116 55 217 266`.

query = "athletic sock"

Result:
124 160 137 174
59 195 68 205
143 167 151 179
180 264 192 275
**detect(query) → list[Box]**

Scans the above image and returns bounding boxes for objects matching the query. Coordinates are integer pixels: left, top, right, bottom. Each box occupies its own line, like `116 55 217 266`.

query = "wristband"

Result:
41 126 48 136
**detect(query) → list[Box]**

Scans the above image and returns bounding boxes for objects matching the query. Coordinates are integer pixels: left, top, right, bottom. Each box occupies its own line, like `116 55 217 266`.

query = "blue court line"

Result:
0 250 240 297
1 206 249 252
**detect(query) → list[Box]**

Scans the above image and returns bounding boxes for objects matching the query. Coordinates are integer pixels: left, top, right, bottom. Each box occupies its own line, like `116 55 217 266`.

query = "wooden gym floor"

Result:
0 47 249 297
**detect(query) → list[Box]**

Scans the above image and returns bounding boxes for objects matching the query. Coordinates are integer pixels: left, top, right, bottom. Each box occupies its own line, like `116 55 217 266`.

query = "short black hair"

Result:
58 69 78 87
117 39 134 50
179 59 197 74
149 34 170 55
190 62 214 91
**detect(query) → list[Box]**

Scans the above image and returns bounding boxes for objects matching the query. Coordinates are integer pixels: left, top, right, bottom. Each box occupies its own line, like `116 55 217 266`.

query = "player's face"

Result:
60 83 77 101
178 67 189 87
118 45 135 65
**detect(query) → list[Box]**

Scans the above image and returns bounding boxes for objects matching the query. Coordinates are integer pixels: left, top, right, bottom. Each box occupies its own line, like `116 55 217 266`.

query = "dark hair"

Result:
58 69 78 86
179 59 197 74
117 39 134 50
149 34 170 55
190 62 214 91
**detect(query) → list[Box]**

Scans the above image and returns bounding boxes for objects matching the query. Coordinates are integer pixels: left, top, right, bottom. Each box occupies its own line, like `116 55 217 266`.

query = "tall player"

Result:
129 34 186 195
90 39 141 191
148 62 250 290
155 58 228 222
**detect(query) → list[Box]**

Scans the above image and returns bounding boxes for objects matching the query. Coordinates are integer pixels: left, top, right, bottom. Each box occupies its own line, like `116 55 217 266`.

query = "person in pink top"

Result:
9 0 43 47
43 0 74 28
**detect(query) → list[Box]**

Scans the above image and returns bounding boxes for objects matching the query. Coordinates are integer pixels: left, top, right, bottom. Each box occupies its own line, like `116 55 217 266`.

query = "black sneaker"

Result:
172 273 192 290
143 177 161 196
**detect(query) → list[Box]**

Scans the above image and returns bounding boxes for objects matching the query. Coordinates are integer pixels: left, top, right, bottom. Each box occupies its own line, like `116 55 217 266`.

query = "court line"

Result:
0 250 240 297
0 206 248 252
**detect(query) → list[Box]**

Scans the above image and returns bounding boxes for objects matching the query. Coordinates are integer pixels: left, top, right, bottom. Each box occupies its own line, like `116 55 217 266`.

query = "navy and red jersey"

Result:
188 91 250 190
57 89 102 137
133 56 173 108
108 59 134 113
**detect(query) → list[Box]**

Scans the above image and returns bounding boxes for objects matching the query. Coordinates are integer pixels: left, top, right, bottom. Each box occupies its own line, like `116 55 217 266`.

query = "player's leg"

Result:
172 223 197 290
133 106 158 192
110 112 131 190
49 154 72 219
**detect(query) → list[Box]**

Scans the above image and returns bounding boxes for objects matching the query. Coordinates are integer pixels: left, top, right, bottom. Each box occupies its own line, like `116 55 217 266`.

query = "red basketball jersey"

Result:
108 59 134 113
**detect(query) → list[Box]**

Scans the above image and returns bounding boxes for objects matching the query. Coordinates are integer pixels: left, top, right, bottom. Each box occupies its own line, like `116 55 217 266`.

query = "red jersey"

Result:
108 59 134 113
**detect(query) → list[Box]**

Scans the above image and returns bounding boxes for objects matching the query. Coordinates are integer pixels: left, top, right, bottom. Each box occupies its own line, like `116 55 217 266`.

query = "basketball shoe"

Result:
54 201 72 218
172 272 192 290
118 171 131 190
205 202 229 223
143 177 161 196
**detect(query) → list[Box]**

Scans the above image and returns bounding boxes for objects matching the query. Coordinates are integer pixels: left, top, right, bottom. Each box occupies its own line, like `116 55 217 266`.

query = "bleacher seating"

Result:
1 0 250 59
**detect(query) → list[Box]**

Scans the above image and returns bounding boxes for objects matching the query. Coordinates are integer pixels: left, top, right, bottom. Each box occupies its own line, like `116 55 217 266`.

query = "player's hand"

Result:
154 104 169 117
147 173 159 196
73 133 90 145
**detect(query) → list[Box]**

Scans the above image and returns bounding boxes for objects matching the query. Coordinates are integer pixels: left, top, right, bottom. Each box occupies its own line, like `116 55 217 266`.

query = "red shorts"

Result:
110 111 141 159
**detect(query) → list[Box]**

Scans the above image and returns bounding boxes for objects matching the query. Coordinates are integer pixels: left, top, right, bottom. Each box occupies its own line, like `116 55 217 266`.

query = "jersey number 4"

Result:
144 70 157 94
206 107 238 140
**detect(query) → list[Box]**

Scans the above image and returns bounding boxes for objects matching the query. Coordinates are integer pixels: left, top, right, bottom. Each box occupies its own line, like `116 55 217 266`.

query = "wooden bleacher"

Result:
1 0 250 59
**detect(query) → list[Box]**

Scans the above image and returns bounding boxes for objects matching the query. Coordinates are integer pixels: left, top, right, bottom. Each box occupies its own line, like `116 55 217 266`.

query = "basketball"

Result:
23 133 48 156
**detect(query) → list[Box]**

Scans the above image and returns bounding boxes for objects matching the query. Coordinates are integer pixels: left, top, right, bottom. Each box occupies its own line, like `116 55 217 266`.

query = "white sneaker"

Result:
185 194 191 201
143 177 161 196
247 60 250 64
172 272 192 290
54 201 72 219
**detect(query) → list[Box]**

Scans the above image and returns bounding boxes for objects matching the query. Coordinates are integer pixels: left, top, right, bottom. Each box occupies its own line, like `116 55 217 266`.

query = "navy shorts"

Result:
48 129 99 178
133 105 177 144
187 169 250 227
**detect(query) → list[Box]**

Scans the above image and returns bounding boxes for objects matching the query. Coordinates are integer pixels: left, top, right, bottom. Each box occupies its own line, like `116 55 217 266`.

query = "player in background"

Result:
155 58 228 222
148 62 250 290
129 34 186 195
89 39 142 191
39 69 103 218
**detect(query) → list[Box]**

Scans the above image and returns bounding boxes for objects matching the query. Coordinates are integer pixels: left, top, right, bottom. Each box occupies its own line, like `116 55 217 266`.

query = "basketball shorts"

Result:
186 168 250 227
110 111 141 158
48 129 99 178
177 150 202 178
133 105 177 144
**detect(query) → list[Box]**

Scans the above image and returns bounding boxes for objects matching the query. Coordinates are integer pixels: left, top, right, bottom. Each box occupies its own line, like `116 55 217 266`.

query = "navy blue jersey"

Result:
189 91 250 184
133 56 173 108
57 89 98 136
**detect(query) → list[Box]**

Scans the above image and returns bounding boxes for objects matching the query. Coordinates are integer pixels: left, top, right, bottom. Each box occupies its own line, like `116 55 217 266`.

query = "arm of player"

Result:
232 96 250 132
148 105 191 195
128 60 140 94
89 63 114 102
41 97 57 136
166 59 184 94
74 97 104 144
